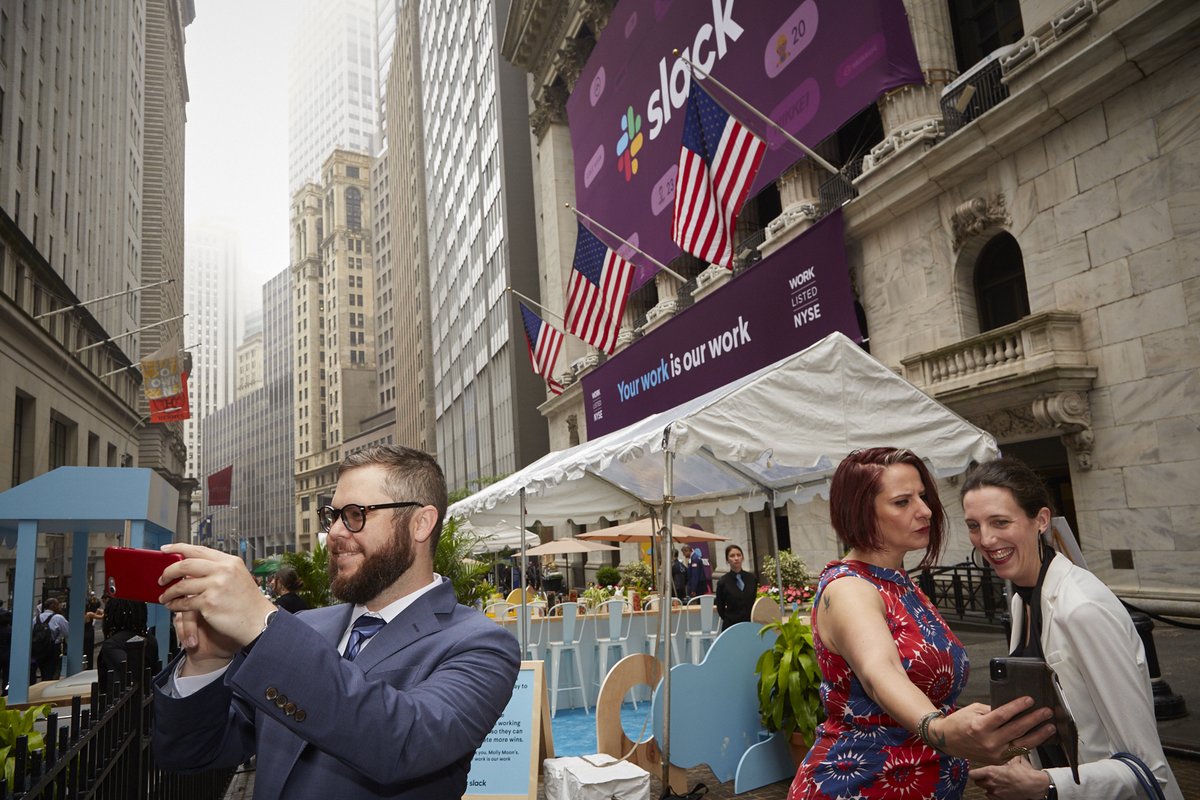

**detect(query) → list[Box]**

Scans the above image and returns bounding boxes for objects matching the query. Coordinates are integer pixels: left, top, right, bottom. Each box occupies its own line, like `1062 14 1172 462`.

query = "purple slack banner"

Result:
567 0 921 291
581 210 860 438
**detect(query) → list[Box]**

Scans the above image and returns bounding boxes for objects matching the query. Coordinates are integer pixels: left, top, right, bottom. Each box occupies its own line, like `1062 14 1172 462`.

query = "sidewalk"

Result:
224 622 1200 799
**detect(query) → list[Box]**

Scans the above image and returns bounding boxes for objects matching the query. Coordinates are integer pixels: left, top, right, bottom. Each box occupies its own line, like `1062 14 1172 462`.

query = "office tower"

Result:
201 268 296 560
418 0 547 492
0 2 192 493
183 220 239 483
287 0 378 194
375 0 434 452
291 150 376 551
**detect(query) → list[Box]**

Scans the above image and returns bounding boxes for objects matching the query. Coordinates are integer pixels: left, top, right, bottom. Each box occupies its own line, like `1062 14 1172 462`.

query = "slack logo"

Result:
616 105 643 182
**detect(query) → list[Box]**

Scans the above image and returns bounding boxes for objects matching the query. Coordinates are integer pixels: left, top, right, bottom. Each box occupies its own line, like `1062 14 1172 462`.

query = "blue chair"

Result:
514 603 546 661
593 598 637 708
645 595 683 666
685 594 720 664
546 601 589 717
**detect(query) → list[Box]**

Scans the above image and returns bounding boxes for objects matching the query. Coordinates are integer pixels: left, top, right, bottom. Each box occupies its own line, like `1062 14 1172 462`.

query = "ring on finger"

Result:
1001 743 1031 761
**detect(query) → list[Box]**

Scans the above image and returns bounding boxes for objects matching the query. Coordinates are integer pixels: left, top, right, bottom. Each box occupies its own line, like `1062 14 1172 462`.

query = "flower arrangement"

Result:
581 583 615 608
618 560 655 594
756 583 815 606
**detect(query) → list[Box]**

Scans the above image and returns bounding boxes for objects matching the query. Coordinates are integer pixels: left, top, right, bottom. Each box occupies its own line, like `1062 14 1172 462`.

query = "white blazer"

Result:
1008 553 1181 800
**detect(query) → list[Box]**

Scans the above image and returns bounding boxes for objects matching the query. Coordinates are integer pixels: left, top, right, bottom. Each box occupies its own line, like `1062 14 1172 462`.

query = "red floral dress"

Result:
788 560 969 800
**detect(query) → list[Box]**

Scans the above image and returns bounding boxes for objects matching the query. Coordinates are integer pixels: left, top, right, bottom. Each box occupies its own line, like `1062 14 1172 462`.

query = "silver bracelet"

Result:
917 709 946 751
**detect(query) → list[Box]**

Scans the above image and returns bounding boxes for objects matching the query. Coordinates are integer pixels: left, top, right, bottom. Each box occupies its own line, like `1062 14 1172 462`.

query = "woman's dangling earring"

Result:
969 546 983 569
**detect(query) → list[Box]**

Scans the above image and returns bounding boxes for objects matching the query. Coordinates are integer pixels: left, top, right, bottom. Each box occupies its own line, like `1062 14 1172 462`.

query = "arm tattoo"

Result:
823 593 831 611
930 724 947 752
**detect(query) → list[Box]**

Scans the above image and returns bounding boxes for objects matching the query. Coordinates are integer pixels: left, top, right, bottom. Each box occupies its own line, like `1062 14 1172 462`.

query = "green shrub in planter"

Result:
755 613 822 743
595 565 621 588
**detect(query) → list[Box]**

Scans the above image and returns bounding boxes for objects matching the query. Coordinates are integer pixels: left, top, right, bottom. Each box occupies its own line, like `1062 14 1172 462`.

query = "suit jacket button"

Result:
294 709 307 723
274 694 287 709
265 687 279 701
284 702 296 716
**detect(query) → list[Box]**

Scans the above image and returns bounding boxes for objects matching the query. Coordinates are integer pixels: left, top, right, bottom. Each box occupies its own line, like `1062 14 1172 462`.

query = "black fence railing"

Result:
916 561 1008 629
2 638 234 799
940 50 1011 135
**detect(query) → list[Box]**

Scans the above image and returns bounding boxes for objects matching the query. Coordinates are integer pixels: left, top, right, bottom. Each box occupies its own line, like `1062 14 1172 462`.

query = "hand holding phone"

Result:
990 657 1080 782
104 547 184 604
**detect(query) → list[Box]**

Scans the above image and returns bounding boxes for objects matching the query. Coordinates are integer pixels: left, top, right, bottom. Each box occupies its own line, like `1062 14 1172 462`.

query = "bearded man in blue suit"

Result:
152 445 520 799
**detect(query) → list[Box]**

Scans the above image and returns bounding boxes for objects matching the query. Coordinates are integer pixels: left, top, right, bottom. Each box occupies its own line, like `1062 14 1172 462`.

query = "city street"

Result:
224 623 1200 799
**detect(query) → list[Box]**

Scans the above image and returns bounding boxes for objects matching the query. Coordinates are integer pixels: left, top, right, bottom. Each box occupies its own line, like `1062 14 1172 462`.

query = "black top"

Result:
275 592 311 614
671 559 688 598
714 569 756 628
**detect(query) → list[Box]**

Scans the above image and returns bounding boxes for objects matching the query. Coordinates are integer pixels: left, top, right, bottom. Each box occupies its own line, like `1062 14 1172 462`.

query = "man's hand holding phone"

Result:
157 543 278 677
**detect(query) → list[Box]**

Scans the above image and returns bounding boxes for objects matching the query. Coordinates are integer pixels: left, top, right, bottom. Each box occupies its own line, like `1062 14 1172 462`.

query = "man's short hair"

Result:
338 445 449 551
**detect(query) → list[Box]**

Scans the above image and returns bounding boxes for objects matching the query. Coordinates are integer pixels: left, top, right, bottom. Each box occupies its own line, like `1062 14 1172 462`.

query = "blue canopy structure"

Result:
0 467 179 702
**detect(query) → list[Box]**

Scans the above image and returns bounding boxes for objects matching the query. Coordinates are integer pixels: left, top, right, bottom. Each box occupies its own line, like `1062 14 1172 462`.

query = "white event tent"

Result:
448 332 999 785
450 332 998 529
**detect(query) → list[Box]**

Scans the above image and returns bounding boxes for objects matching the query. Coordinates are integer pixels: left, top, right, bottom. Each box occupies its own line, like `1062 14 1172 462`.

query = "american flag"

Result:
565 220 635 354
519 302 565 395
671 80 767 268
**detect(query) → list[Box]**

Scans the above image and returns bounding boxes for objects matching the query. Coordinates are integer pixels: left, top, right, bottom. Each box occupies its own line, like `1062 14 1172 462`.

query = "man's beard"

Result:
329 523 415 605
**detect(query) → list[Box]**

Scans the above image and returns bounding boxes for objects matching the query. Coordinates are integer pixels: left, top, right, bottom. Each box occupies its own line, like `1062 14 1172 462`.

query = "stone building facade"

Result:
290 150 377 552
502 0 1199 612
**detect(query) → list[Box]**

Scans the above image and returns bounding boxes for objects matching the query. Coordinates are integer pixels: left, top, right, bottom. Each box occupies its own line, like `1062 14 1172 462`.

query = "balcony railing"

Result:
940 46 1013 135
900 311 1093 401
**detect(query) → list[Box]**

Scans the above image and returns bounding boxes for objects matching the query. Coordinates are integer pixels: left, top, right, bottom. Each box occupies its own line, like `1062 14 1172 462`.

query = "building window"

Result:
973 232 1029 332
49 414 75 468
12 393 30 486
948 0 1025 73
345 187 362 230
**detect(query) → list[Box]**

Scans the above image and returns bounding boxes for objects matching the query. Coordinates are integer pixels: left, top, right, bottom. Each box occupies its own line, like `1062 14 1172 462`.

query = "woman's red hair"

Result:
829 447 946 569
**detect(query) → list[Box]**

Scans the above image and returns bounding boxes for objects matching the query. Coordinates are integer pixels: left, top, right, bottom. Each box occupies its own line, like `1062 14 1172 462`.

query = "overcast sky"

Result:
184 0 294 316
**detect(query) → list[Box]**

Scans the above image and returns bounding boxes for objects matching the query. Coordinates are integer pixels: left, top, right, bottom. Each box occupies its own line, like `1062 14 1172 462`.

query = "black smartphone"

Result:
990 657 1080 783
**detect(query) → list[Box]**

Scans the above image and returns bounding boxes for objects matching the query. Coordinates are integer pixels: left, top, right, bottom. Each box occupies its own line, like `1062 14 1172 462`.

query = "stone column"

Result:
865 0 958 173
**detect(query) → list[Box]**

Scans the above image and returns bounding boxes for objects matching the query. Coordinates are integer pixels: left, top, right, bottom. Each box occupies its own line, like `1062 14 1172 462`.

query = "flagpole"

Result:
75 313 188 354
34 278 177 320
673 49 842 179
566 203 689 283
506 287 565 324
100 342 199 378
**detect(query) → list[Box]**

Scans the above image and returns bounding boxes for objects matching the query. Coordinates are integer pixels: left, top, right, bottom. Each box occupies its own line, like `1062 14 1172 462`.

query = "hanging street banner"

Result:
581 210 859 438
567 0 921 290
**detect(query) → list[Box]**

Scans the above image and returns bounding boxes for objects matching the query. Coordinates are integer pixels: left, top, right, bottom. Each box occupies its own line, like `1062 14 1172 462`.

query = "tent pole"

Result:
767 492 784 600
519 488 529 656
660 432 675 789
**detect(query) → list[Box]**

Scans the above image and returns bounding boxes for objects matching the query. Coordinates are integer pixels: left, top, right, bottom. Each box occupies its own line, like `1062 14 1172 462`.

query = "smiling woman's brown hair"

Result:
959 457 1054 520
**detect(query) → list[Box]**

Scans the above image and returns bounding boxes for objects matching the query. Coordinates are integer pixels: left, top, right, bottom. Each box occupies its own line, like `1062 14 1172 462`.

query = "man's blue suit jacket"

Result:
152 578 521 799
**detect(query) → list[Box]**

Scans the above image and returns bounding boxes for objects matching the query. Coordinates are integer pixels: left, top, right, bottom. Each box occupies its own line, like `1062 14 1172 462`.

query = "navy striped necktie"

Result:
344 614 386 661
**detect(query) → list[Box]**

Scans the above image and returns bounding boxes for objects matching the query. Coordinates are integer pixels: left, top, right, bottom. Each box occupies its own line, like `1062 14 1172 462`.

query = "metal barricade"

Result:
917 561 1007 628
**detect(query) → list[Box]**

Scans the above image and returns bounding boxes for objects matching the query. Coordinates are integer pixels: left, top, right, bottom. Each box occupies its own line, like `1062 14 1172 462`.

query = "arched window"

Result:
973 232 1029 331
345 187 362 230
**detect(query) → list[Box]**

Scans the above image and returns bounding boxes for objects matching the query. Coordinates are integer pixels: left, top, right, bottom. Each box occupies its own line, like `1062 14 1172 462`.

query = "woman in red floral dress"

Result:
789 448 1055 800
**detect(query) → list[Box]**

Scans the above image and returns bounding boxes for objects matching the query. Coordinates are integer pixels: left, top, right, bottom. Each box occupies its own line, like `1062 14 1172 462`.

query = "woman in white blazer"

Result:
961 457 1180 800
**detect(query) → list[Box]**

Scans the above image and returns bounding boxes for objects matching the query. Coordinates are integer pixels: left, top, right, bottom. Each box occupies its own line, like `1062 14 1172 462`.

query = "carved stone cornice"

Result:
972 405 1044 442
554 34 596 91
579 0 616 36
950 193 1011 250
530 83 570 140
1032 391 1094 470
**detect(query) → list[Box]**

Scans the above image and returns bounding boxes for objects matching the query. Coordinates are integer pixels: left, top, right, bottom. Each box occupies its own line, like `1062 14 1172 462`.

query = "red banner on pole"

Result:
207 465 233 506
149 370 191 423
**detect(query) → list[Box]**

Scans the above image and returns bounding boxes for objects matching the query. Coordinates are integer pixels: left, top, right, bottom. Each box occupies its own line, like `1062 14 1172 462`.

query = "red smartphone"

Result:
104 547 184 604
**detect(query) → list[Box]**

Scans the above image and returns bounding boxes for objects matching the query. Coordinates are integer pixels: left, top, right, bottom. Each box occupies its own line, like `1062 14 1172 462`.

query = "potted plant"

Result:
760 550 814 612
755 613 823 766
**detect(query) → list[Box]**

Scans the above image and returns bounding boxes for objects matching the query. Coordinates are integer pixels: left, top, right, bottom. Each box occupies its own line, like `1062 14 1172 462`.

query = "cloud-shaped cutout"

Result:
651 622 776 782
